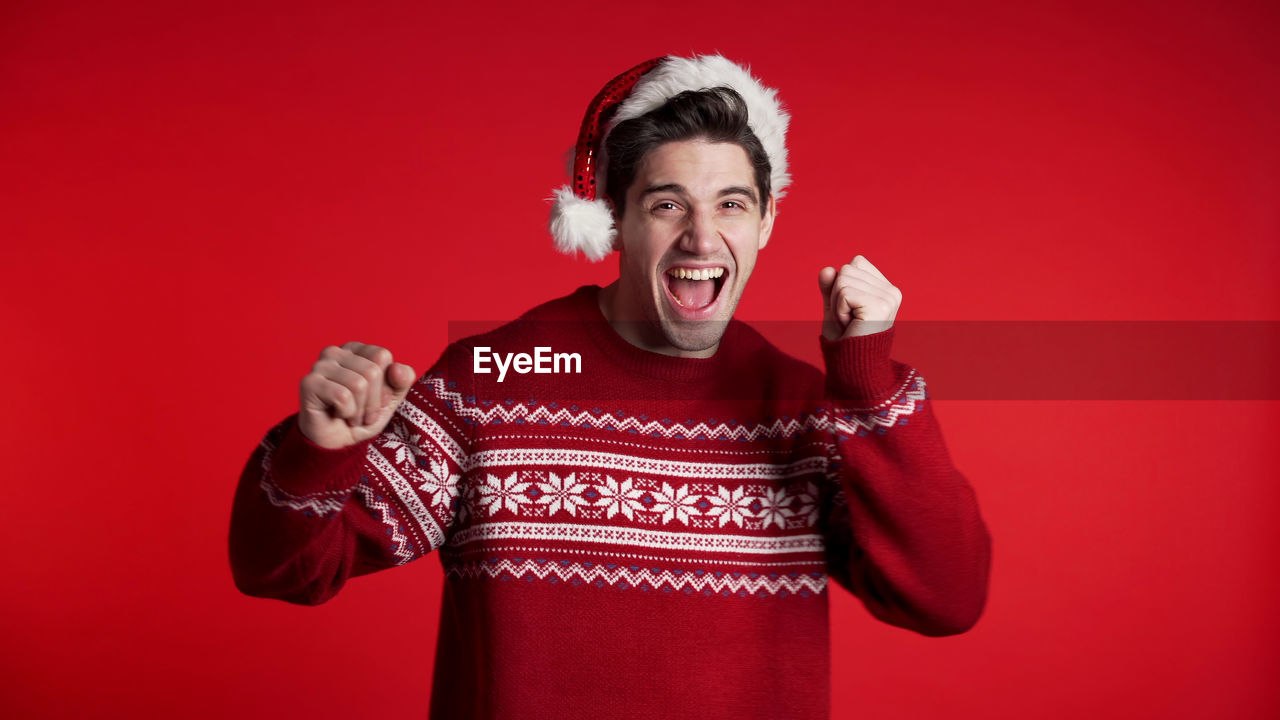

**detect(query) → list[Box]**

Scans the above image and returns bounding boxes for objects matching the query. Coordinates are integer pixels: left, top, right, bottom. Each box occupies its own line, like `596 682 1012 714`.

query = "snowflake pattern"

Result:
379 419 460 517
525 471 569 515
704 484 765 529
477 471 553 518
464 469 818 530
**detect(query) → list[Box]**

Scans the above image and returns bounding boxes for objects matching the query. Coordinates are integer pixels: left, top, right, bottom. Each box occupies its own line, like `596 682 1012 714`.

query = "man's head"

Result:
602 90 775 356
548 55 790 356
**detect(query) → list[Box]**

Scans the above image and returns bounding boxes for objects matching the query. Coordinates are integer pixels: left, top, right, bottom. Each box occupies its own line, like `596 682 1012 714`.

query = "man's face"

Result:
609 139 775 357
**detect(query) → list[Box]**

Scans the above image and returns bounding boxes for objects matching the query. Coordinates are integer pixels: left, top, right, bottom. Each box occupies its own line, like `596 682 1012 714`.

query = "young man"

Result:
230 55 991 719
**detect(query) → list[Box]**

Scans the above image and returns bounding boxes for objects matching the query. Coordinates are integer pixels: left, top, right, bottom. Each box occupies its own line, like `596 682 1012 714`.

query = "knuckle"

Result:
354 359 378 380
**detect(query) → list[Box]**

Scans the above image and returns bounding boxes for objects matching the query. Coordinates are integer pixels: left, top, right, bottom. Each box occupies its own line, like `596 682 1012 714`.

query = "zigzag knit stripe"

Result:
421 373 927 442
444 557 828 597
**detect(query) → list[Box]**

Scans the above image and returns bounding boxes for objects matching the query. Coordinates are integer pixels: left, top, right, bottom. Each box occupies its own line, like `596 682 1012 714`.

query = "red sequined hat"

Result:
549 54 791 261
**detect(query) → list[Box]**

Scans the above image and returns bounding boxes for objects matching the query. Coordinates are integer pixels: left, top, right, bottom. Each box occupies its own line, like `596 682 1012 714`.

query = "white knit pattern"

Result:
444 556 827 597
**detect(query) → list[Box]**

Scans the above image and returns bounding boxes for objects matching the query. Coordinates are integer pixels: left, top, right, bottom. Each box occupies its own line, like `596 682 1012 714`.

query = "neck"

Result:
598 281 720 359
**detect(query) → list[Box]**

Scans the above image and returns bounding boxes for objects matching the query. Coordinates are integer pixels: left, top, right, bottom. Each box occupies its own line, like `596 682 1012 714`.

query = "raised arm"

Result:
815 257 991 636
228 342 469 605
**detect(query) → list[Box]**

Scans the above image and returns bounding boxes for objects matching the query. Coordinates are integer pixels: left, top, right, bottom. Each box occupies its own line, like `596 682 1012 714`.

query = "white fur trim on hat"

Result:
549 186 616 261
602 54 791 205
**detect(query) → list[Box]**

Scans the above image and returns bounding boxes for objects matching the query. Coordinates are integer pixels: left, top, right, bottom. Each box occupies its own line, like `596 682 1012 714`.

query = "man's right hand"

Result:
298 342 417 449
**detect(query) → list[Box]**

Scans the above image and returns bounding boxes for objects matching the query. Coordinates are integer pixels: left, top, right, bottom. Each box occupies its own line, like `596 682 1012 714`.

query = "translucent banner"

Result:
446 321 1280 400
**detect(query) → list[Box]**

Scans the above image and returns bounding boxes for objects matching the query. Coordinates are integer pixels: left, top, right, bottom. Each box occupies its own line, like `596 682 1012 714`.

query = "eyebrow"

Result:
639 183 759 204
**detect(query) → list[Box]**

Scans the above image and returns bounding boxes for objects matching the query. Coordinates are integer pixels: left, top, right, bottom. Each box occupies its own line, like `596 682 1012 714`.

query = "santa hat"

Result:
549 54 791 261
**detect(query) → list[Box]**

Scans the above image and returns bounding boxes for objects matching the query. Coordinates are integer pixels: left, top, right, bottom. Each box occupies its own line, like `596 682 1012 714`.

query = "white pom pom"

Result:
548 186 616 262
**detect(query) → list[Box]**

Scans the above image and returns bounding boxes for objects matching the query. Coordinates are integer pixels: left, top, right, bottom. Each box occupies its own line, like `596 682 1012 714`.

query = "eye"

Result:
651 201 681 213
722 200 749 212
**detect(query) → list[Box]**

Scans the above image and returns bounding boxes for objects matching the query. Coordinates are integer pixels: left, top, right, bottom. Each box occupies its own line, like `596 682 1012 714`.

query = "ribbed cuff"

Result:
819 326 898 407
269 414 370 495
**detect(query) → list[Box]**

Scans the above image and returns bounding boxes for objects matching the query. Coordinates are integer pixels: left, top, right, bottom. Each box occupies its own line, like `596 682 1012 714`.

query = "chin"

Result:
653 287 741 354
660 319 731 353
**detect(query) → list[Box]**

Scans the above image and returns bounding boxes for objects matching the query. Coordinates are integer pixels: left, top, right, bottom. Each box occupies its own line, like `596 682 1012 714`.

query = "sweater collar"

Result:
568 285 741 384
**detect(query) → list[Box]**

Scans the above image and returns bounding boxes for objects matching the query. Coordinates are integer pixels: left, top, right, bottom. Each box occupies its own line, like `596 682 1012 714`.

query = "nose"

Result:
678 206 721 256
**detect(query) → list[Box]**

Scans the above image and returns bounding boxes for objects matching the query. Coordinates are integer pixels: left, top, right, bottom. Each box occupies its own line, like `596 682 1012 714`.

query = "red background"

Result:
3 0 1278 717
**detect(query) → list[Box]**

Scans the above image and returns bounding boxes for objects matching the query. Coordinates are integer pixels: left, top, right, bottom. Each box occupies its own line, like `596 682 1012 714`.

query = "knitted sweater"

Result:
229 285 991 719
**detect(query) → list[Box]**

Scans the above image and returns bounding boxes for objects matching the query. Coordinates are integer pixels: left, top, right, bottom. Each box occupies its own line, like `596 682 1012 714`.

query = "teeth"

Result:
668 267 725 280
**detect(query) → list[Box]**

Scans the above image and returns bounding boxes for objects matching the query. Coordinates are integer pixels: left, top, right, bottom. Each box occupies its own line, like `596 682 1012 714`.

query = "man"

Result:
230 54 991 719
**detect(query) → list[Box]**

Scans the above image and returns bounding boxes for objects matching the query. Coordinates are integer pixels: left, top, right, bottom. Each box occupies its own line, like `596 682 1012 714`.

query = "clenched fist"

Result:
298 342 417 449
818 255 902 340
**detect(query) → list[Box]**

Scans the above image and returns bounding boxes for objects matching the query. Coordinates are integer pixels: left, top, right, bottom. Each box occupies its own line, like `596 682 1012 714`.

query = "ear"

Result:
757 194 776 250
606 196 625 252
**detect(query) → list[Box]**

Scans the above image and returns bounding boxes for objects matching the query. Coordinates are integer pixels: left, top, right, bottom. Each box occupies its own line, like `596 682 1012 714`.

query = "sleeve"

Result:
228 348 473 605
817 326 992 636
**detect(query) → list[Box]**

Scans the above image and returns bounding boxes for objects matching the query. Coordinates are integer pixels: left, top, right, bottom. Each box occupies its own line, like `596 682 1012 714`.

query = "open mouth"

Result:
662 266 727 314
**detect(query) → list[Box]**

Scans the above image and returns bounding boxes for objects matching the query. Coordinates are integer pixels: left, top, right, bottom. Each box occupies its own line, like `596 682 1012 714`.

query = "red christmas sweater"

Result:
229 285 991 719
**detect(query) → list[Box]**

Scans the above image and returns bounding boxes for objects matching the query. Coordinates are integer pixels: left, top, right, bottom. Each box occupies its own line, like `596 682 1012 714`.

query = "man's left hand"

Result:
818 255 902 340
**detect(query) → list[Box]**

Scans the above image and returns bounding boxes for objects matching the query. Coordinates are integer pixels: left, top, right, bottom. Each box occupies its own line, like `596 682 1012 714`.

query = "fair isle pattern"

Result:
444 557 827 598
366 443 449 555
331 394 470 566
459 470 819 531
834 372 929 435
466 448 826 480
379 425 462 520
447 521 826 555
329 367 923 592
394 396 467 465
417 370 927 442
447 543 826 568
353 483 416 565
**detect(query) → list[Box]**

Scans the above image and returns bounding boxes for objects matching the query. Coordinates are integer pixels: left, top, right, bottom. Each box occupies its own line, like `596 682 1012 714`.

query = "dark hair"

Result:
603 87 772 217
